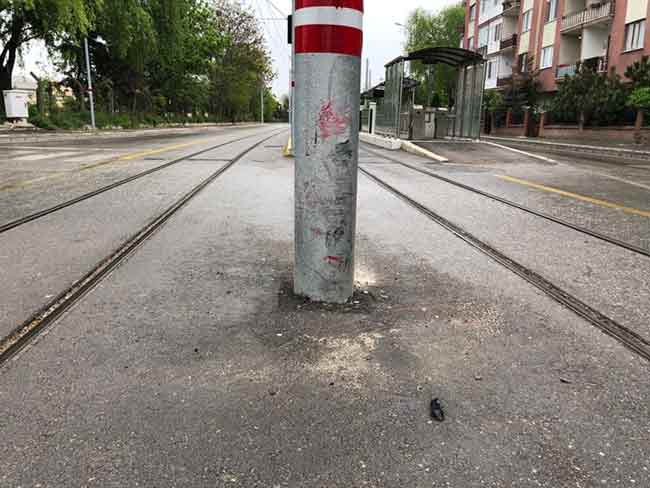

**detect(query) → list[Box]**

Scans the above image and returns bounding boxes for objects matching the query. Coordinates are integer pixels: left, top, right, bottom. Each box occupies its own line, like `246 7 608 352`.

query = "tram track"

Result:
0 129 284 367
359 165 650 363
362 145 650 259
0 127 280 235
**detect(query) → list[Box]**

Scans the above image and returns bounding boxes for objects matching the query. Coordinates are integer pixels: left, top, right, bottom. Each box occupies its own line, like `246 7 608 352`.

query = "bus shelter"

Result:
376 47 486 140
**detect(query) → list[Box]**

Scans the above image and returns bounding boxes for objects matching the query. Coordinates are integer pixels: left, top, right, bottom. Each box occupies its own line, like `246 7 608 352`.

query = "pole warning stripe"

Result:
295 24 363 56
295 0 363 12
293 6 363 30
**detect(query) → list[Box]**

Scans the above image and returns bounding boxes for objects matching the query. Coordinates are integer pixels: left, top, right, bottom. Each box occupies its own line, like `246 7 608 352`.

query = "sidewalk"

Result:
1 139 648 486
483 135 650 162
0 122 261 145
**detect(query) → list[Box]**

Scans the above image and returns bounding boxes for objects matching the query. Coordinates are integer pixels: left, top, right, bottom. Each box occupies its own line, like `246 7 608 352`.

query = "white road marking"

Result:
0 145 117 151
482 141 557 163
579 170 650 192
63 153 119 163
14 151 79 161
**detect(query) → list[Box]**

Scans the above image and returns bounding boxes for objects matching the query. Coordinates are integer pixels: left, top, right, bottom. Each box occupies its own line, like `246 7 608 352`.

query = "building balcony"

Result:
497 76 513 88
477 46 488 57
500 34 518 51
502 0 521 17
556 64 578 79
583 55 608 73
556 56 608 79
561 2 615 34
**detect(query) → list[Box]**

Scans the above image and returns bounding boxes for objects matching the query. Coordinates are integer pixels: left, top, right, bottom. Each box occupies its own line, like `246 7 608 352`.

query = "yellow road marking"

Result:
117 138 211 161
0 138 211 192
496 174 650 218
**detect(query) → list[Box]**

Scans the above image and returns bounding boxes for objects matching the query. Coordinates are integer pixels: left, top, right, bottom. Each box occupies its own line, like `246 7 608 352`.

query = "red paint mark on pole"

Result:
318 100 350 139
324 255 344 264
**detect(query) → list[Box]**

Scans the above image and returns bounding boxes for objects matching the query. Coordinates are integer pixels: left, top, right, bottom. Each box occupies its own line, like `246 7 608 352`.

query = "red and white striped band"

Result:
294 1 364 57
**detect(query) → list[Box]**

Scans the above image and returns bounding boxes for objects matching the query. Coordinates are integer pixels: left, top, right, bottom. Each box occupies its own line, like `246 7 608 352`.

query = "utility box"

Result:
3 90 30 119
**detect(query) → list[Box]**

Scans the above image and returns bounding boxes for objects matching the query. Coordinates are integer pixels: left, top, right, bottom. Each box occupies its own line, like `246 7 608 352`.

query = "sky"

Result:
17 0 460 97
255 0 461 97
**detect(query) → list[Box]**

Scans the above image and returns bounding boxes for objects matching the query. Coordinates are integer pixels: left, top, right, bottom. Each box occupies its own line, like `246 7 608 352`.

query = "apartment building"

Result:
463 0 650 95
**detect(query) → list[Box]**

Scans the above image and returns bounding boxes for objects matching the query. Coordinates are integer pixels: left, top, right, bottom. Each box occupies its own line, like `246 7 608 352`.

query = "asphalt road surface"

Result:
1 125 648 487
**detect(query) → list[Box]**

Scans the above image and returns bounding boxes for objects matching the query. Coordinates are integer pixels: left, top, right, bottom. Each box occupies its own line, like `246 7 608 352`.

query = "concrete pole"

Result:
291 1 296 151
84 38 96 130
293 0 363 303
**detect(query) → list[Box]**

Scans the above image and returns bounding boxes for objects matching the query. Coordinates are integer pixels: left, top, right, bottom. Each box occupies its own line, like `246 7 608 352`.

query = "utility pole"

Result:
261 84 265 125
293 0 364 303
83 38 96 130
365 58 370 91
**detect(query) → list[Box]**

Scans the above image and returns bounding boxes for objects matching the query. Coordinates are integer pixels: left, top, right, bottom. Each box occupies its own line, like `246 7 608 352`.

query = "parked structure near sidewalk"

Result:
362 47 486 140
463 0 649 94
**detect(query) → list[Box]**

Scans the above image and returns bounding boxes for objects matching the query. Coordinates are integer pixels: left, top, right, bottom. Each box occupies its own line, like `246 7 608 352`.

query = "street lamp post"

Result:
83 38 96 130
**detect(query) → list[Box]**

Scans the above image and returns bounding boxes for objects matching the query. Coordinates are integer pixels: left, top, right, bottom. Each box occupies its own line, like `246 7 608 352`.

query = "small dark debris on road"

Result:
430 398 445 422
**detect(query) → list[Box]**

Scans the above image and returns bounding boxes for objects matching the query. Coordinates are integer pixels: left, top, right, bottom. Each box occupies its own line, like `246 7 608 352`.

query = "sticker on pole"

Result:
294 0 364 57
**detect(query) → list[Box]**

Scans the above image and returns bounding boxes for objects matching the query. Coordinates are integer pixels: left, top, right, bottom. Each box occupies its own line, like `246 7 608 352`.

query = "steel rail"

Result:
360 166 650 363
361 145 650 259
0 127 280 235
0 130 285 367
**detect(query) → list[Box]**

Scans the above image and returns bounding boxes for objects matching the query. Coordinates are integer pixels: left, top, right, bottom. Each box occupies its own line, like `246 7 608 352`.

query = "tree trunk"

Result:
634 110 644 145
30 72 45 116
578 111 585 132
0 16 25 117
47 82 56 114
0 67 11 117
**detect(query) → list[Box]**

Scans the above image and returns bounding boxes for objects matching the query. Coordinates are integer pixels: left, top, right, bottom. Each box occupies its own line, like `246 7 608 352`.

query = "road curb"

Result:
0 123 262 146
359 133 448 162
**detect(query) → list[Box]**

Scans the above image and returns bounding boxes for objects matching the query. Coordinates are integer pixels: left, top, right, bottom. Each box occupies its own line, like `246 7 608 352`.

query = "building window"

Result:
522 9 532 32
493 23 502 42
519 53 528 72
541 46 554 69
545 0 558 22
479 26 489 47
468 36 475 49
624 20 645 52
470 5 476 21
488 59 497 79
481 0 487 14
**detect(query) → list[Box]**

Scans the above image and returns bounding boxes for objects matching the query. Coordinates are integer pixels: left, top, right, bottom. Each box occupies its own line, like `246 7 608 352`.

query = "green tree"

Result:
25 0 274 127
0 0 100 115
628 87 650 141
503 55 541 116
404 4 465 106
625 56 650 89
209 0 273 122
483 90 504 132
553 64 626 127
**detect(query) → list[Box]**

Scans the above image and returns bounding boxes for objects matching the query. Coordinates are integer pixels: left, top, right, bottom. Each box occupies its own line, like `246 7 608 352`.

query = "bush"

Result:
29 113 57 130
483 91 504 113
628 87 650 113
553 64 628 126
625 56 650 89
